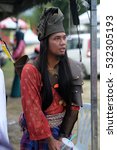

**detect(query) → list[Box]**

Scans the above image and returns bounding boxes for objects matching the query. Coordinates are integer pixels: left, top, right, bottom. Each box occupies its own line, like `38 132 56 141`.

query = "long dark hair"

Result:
15 30 24 48
37 37 73 111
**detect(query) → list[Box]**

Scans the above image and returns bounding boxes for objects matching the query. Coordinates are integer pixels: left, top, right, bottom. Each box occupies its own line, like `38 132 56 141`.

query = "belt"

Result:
46 111 65 128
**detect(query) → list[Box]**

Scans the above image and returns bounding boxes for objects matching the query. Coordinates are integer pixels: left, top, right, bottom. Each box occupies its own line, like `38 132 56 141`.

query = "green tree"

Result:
19 0 100 34
51 0 100 34
51 0 70 33
19 3 52 30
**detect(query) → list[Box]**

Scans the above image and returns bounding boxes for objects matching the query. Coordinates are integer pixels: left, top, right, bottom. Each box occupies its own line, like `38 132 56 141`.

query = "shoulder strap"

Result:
14 55 29 79
14 54 40 79
68 57 83 85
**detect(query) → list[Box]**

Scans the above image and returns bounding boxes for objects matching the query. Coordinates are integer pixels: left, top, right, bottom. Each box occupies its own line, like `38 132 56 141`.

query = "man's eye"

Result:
63 36 66 40
55 37 60 40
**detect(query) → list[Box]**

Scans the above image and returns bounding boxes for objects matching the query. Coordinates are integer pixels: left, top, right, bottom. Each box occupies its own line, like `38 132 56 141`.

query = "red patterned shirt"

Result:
21 63 65 140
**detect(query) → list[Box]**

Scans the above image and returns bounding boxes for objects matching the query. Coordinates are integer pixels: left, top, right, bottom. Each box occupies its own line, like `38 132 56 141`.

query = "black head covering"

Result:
15 30 24 42
14 30 24 48
37 7 65 41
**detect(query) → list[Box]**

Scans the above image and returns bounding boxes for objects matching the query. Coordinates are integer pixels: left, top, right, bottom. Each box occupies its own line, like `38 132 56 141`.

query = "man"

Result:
11 30 25 97
20 7 83 150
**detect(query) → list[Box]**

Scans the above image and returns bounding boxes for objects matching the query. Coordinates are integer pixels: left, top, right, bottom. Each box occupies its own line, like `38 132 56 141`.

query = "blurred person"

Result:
0 68 12 150
11 30 25 97
28 44 40 60
19 7 83 150
0 43 6 68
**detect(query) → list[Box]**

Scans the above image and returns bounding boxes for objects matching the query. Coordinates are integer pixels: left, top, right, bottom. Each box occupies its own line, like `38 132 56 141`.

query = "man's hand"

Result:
47 136 62 150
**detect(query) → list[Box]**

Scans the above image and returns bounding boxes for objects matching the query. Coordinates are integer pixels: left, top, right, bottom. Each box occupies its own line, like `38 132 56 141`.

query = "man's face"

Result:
48 32 67 56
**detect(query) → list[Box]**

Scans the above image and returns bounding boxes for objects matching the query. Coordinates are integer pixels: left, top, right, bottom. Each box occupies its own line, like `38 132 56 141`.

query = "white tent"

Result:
0 17 28 29
24 29 39 45
79 5 100 24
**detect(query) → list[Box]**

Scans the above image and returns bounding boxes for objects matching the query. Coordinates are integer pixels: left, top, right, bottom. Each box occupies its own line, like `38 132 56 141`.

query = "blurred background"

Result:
0 0 100 149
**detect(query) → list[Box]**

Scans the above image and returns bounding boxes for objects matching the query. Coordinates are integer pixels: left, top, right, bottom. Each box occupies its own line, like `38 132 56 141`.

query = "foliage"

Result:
51 0 69 33
19 3 53 31
19 0 100 34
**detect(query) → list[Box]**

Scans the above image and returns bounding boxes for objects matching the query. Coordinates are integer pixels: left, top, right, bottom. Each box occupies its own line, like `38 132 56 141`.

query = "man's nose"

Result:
60 38 66 45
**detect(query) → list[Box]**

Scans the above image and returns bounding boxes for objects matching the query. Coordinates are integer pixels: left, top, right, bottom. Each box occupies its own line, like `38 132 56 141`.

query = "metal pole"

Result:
90 0 98 150
68 0 71 35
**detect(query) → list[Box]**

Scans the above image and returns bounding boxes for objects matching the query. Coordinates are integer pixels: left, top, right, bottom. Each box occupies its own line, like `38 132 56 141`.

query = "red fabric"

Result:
71 105 80 111
21 64 64 140
13 40 25 60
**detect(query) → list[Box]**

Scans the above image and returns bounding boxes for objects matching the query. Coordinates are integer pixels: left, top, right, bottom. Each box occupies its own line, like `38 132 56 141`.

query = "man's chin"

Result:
59 52 66 56
57 54 65 60
55 51 66 59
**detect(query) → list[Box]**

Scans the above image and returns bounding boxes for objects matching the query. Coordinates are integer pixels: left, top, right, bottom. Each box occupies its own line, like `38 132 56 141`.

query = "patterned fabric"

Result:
20 63 80 149
37 7 64 41
46 111 65 128
21 63 65 140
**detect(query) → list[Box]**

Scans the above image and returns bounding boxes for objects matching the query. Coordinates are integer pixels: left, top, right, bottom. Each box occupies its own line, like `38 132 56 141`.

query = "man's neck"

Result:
47 54 59 69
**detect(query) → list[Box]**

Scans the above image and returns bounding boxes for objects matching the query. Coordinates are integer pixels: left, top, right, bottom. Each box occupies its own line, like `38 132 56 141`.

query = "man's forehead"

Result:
51 32 66 37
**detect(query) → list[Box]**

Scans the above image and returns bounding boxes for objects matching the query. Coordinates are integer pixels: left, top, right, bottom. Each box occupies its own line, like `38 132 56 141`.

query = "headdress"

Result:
37 7 65 41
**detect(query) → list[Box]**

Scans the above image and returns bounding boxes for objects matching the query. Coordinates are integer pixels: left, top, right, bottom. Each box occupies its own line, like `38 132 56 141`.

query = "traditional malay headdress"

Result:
37 7 65 41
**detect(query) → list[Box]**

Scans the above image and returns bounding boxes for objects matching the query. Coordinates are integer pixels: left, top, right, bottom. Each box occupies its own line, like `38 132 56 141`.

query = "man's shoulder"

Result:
22 62 39 74
68 57 82 76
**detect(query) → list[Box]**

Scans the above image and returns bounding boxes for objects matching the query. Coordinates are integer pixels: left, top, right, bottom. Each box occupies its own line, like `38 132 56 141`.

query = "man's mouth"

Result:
60 48 66 52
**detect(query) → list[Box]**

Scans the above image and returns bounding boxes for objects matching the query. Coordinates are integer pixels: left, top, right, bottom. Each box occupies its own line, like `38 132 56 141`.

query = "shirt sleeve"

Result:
13 40 25 60
71 105 80 111
21 64 52 140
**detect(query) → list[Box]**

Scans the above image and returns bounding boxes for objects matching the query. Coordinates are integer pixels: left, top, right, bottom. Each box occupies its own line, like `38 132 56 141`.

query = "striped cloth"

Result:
46 111 65 128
